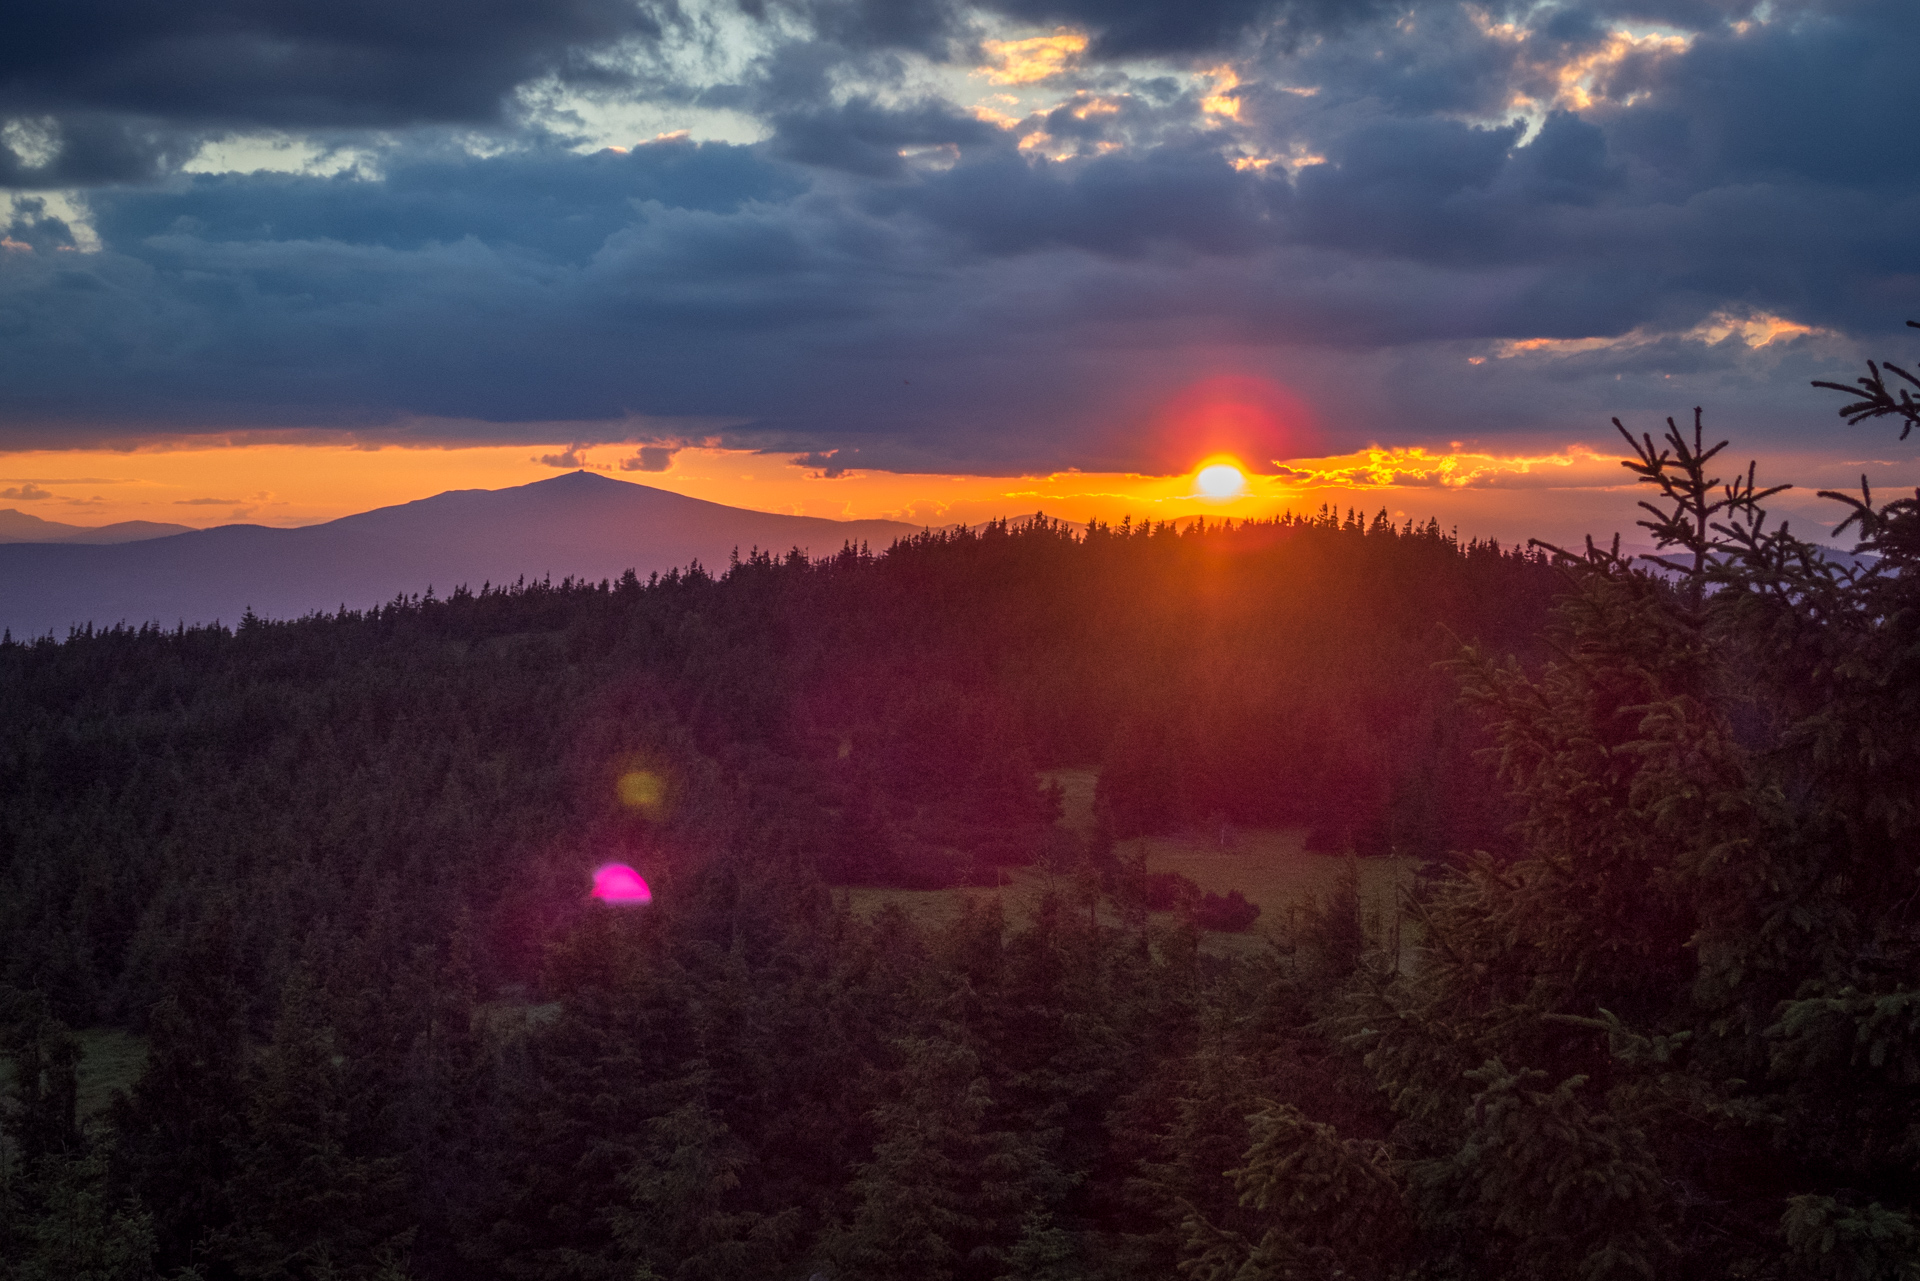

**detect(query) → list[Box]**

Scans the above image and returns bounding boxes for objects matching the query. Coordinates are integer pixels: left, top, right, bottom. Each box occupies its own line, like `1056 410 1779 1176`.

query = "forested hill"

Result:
4 383 1920 1281
0 504 1573 1280
0 507 1557 1024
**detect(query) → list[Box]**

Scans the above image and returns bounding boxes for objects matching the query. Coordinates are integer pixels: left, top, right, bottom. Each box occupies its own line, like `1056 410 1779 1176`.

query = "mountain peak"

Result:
1 476 920 635
0 508 194 545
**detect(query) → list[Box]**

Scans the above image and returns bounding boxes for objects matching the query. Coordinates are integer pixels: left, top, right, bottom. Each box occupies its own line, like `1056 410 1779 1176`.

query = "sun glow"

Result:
1195 462 1247 499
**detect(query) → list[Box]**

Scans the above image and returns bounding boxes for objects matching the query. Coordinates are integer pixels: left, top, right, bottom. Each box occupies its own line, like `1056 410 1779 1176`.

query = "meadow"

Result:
846 768 1418 955
0 1027 146 1121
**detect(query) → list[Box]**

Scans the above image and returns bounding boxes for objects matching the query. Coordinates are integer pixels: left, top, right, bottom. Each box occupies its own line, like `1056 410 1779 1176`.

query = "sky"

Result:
1 0 1915 546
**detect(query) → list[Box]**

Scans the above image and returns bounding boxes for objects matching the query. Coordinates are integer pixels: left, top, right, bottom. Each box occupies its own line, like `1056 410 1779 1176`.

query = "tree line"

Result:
2 336 1915 1279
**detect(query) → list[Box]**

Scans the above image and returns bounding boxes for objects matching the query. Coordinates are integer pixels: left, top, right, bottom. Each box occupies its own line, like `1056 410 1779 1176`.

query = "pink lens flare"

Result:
591 863 653 904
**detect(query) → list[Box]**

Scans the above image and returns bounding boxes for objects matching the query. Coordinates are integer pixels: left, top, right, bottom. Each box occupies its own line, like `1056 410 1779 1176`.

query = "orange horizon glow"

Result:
0 437 1899 550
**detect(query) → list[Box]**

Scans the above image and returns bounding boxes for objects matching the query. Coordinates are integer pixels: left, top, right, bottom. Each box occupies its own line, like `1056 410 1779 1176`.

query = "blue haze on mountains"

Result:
0 472 916 638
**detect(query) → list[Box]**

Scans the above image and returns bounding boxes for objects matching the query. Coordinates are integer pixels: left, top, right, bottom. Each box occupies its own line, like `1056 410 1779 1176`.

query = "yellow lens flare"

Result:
1194 462 1248 499
617 769 666 814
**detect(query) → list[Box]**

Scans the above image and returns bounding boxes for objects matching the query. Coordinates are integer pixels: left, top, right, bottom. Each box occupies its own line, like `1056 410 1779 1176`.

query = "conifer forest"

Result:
2 345 1918 1281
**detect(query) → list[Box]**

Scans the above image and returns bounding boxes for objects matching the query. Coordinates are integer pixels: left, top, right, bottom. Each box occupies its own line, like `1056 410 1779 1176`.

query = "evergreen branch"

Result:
1813 323 1920 438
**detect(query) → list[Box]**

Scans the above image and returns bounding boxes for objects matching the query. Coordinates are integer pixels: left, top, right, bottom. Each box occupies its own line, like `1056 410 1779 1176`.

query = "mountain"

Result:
0 508 194 544
0 472 920 638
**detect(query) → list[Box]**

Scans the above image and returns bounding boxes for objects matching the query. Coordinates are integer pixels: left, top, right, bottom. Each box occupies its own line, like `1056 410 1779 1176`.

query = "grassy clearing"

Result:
1048 765 1415 924
844 769 1417 955
75 1028 148 1116
1047 768 1101 834
0 1028 149 1119
1121 828 1415 938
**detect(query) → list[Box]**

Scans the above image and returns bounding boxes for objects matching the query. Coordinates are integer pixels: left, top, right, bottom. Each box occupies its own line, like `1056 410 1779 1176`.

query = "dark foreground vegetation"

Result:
3 340 1919 1280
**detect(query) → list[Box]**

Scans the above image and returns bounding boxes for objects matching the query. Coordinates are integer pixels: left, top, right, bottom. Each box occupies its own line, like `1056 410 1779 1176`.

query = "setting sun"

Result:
1195 462 1247 499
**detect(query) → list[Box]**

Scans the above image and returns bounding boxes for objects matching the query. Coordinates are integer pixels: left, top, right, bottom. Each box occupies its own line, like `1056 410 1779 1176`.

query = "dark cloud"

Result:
1290 118 1526 263
1 0 673 189
0 196 80 252
771 0 968 55
793 449 854 477
621 445 678 471
766 98 1003 176
983 0 1393 57
1563 0 1770 30
1611 0 1919 190
1500 112 1619 207
536 443 594 468
0 0 1912 474
0 114 207 189
888 144 1281 257
1263 4 1528 117
746 0 1399 65
1 0 663 127
89 135 801 264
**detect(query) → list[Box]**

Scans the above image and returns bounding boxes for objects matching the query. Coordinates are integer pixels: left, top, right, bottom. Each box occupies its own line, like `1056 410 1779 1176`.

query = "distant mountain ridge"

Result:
0 472 920 638
0 508 195 545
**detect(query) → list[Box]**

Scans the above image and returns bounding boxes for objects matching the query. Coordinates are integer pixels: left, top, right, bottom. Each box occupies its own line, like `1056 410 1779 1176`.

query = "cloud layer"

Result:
1 0 1915 472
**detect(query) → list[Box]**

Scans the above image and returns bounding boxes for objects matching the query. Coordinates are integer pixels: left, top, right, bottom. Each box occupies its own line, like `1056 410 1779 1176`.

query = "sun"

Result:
1195 462 1247 499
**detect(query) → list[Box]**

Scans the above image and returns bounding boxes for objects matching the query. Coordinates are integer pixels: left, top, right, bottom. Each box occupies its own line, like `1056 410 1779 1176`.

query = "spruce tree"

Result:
1326 352 1920 1279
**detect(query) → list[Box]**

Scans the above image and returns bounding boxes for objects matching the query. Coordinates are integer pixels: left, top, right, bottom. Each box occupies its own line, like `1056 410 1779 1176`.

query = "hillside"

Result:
0 506 1560 1017
0 508 193 545
0 471 917 637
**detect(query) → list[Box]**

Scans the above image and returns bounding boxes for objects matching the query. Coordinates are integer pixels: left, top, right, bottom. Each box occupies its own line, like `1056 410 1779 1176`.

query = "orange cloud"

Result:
1231 143 1326 172
1489 309 1832 360
978 30 1087 85
1271 444 1627 491
1199 65 1244 120
1469 9 1692 115
1548 29 1691 111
